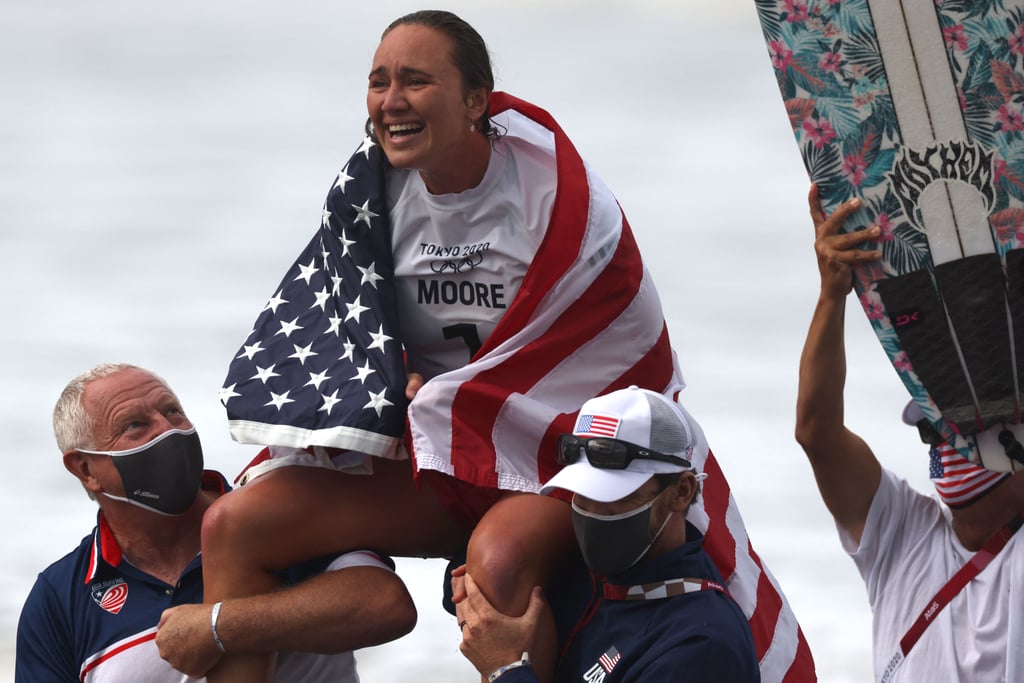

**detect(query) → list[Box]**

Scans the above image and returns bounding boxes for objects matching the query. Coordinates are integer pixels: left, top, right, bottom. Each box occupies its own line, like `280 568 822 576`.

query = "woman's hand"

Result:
405 372 425 400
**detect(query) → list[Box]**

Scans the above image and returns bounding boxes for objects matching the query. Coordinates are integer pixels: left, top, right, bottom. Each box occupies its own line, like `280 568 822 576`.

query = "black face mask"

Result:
571 494 672 577
79 428 204 516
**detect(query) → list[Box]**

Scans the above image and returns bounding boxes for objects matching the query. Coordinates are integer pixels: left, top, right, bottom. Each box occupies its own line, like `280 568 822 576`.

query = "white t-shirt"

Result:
839 469 1024 682
272 550 395 683
388 133 557 379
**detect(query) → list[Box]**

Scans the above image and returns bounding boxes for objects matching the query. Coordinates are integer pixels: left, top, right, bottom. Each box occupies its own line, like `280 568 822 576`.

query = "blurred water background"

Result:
1 1 931 680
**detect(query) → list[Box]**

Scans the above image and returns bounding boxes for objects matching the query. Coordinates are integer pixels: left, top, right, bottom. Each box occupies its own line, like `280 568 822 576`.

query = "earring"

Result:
470 122 476 133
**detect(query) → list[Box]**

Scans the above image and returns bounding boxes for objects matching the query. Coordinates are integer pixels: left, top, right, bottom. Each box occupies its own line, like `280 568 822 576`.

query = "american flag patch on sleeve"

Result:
598 645 621 673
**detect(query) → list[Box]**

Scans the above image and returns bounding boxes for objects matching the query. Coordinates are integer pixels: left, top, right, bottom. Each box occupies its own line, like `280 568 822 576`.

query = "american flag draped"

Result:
220 135 407 459
220 92 815 682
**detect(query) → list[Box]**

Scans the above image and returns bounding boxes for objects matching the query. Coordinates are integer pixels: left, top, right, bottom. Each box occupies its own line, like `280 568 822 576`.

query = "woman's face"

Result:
367 24 487 193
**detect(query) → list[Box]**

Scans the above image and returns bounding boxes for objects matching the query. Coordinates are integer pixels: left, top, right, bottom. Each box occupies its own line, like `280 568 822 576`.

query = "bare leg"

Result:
202 458 468 682
465 493 575 683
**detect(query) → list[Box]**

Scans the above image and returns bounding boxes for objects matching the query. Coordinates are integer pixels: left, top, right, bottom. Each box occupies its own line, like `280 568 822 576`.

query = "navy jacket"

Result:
502 523 760 682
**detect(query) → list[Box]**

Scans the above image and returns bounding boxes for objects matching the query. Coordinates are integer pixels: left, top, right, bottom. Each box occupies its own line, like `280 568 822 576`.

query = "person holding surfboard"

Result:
797 186 1024 683
198 10 813 683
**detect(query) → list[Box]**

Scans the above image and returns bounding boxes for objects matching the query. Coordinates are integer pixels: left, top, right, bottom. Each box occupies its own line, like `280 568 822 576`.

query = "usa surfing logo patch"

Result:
91 579 128 615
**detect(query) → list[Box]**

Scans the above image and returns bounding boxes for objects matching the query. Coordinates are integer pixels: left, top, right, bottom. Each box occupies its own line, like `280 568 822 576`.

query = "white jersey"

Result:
272 550 394 683
839 469 1024 682
388 133 557 379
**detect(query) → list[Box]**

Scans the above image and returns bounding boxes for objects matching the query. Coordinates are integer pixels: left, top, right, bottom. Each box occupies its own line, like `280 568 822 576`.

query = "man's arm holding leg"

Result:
156 560 416 678
455 568 543 683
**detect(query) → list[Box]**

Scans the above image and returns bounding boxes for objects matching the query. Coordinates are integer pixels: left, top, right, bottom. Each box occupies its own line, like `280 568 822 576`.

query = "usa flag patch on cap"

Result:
574 413 619 437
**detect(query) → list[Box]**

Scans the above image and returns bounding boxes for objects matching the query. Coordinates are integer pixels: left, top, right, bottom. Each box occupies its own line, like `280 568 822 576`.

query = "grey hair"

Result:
52 362 157 452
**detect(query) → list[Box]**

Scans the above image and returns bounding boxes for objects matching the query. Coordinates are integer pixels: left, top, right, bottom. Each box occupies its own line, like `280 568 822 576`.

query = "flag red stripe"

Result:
699 450 738 581
446 111 648 481
536 326 677 484
449 229 646 484
447 94 606 484
781 627 817 683
748 539 784 660
479 92 591 353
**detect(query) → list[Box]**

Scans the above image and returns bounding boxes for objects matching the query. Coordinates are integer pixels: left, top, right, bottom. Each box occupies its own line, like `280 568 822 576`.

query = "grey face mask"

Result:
571 495 672 577
78 427 204 516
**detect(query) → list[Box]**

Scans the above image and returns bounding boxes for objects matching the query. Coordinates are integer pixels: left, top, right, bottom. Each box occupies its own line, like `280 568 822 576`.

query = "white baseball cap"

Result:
540 386 699 503
901 400 926 426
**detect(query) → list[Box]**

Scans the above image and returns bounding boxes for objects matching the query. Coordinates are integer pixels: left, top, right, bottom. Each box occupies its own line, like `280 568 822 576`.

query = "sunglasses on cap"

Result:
557 434 693 470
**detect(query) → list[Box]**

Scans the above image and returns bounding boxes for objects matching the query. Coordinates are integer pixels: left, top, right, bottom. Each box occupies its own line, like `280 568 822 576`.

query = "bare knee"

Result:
200 481 302 574
202 468 335 572
200 491 248 559
465 523 535 610
465 495 573 614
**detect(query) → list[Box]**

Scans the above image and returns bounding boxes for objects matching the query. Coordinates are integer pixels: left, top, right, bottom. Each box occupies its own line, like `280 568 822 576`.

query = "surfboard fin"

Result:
876 270 979 434
932 253 1016 430
878 254 1017 436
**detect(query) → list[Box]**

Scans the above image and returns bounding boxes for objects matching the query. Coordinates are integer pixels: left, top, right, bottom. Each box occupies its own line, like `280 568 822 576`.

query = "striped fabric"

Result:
929 442 1009 507
222 92 816 682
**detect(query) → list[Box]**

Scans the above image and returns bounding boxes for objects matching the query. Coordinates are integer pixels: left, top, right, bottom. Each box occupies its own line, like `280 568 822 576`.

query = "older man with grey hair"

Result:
16 362 416 682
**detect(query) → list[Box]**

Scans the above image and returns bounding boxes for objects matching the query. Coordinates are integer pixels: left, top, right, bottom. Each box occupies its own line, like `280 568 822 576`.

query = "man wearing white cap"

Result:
798 189 1024 683
455 386 759 682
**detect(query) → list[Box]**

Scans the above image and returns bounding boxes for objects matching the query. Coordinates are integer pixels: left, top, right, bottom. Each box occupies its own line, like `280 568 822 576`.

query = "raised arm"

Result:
156 559 416 678
795 185 884 544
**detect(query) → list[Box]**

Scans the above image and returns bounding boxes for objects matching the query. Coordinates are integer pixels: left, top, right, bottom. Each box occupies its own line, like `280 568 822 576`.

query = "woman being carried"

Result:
198 10 808 683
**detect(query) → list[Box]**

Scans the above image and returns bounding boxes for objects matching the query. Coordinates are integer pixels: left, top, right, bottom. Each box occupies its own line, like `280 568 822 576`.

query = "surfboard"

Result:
753 0 1024 471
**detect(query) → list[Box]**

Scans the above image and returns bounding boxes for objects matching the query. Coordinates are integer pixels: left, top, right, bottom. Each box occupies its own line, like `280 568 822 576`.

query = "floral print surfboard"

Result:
755 0 1024 470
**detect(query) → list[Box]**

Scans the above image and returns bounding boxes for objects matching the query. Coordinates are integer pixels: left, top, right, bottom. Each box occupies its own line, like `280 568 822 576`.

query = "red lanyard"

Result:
880 515 1023 683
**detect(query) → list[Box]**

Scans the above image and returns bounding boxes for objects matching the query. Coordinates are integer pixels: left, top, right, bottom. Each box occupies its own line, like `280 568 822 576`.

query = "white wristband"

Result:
487 651 531 682
210 601 227 654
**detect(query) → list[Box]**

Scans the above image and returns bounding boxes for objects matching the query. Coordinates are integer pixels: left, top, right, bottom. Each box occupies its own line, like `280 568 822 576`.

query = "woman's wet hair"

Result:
367 10 499 140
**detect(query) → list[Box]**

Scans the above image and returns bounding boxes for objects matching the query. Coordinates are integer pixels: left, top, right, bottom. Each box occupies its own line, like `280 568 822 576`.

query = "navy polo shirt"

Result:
15 472 227 682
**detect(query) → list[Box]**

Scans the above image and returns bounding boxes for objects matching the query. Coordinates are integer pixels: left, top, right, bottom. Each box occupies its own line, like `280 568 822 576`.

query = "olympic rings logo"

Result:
430 252 485 274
